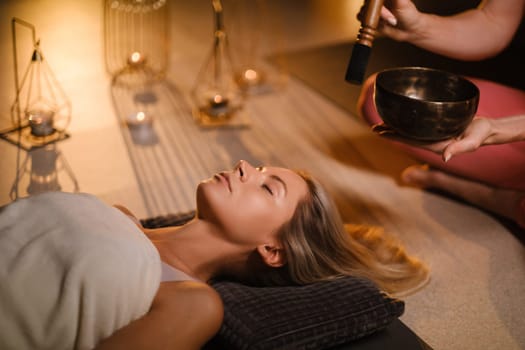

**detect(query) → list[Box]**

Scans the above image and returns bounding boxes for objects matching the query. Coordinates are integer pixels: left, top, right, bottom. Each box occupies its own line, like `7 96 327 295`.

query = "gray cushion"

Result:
207 276 404 350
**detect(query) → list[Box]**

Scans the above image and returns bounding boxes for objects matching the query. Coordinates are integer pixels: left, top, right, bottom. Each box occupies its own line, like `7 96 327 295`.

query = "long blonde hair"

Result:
249 171 429 297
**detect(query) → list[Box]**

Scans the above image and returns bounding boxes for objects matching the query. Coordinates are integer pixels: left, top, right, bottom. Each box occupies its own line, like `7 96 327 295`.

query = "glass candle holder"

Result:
26 109 55 137
191 0 247 127
104 0 170 81
228 0 287 95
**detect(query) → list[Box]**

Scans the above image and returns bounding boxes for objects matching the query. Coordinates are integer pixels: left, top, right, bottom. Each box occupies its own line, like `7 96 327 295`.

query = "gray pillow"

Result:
207 276 404 350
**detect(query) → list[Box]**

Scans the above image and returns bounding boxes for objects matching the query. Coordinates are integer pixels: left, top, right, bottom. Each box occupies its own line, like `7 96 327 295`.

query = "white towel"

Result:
0 192 161 350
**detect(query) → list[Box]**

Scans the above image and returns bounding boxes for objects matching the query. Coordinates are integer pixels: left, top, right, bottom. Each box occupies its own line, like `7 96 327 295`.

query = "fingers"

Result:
371 123 453 154
371 123 396 135
357 3 398 26
442 138 479 162
381 6 398 26
441 118 490 161
371 117 491 162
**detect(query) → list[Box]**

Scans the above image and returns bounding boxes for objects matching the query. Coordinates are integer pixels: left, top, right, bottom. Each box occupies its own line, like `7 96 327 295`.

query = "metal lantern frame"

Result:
190 0 248 128
1 17 71 151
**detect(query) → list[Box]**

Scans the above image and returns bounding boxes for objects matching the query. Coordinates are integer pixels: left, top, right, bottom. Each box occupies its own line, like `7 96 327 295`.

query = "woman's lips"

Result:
215 173 232 192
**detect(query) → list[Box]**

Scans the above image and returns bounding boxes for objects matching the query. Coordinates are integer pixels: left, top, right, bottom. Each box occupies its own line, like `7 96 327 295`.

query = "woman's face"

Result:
196 160 308 246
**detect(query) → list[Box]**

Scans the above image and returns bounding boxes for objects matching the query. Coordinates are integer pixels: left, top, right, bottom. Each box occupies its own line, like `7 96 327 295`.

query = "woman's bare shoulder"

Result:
95 281 223 350
155 280 224 324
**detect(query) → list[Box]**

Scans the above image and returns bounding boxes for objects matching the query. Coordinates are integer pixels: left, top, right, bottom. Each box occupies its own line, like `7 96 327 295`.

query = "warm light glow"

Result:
126 111 152 126
243 69 258 81
136 111 146 121
27 110 54 124
212 94 224 104
310 0 361 39
344 0 362 36
130 51 142 63
207 94 229 112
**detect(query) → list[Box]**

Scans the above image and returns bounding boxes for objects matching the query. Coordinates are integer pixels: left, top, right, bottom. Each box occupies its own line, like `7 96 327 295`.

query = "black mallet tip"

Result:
345 43 371 85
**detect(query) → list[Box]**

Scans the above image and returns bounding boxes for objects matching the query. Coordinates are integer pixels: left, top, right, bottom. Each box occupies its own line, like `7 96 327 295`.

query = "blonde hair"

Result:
249 171 429 297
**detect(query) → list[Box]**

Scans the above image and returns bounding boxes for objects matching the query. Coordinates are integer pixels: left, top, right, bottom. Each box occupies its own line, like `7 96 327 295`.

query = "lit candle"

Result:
206 94 230 117
27 110 55 137
128 51 145 66
242 69 260 85
126 111 153 127
126 111 156 145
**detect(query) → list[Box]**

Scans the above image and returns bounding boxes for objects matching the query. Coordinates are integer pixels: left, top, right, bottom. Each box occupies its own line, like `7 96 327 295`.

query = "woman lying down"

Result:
0 160 429 350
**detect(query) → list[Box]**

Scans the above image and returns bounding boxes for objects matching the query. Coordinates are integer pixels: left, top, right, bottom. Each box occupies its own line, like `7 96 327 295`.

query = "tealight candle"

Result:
207 94 230 117
241 69 261 85
127 51 146 66
126 111 153 127
126 111 157 145
27 110 55 137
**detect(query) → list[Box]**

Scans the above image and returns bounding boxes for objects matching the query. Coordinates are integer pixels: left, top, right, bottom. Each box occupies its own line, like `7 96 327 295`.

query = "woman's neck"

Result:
144 219 251 283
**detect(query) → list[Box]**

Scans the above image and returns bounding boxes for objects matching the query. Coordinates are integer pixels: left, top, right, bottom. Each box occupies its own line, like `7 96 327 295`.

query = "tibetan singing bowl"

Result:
374 67 480 141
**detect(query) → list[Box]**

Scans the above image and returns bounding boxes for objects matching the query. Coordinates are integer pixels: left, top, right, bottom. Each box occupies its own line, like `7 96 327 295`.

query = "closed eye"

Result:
262 184 273 195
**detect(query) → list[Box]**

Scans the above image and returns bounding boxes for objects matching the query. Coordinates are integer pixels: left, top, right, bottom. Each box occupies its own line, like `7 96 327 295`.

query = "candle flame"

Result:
213 94 223 104
136 111 146 121
130 52 142 63
243 69 258 81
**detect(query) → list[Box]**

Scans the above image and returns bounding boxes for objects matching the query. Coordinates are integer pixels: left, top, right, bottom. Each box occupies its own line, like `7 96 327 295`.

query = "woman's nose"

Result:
235 160 256 182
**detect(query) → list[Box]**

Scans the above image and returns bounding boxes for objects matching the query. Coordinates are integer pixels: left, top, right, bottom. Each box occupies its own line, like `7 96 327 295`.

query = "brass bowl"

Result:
374 67 480 141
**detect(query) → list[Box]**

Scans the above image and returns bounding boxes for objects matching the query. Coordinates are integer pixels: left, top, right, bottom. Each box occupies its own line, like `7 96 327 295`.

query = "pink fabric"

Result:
358 74 525 191
518 197 525 228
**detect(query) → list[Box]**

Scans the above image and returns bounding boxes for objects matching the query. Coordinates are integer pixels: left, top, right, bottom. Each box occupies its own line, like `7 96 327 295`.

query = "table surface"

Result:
1 1 524 350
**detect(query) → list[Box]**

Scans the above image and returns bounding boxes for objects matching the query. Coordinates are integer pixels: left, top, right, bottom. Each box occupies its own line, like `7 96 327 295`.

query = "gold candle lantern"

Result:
6 18 71 149
191 0 248 128
228 0 286 94
104 0 170 84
